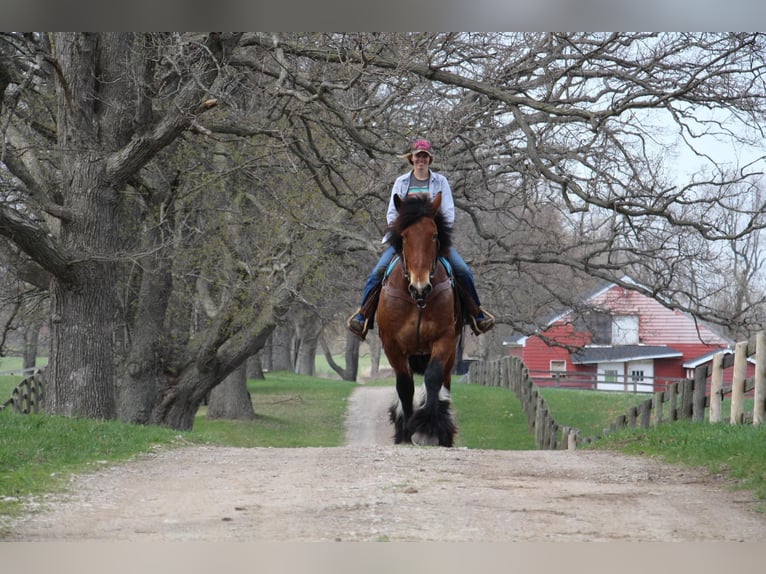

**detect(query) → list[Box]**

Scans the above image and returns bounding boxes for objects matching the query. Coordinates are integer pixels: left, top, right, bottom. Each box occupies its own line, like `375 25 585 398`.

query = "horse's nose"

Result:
409 281 432 303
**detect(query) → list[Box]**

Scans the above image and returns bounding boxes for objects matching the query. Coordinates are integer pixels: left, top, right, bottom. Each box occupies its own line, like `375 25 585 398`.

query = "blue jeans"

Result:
359 246 482 309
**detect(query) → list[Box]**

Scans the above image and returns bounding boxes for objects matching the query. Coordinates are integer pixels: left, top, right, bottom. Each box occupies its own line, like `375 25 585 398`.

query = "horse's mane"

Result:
386 195 452 256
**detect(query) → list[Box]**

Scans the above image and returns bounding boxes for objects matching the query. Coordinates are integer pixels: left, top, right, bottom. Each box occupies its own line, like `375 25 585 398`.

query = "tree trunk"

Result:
48 265 117 418
207 363 255 420
23 321 40 372
150 367 210 430
294 314 321 376
44 34 122 418
247 353 265 380
368 335 381 377
269 326 294 371
319 332 359 381
149 286 293 428
150 324 276 430
43 33 230 424
115 214 174 424
344 333 360 381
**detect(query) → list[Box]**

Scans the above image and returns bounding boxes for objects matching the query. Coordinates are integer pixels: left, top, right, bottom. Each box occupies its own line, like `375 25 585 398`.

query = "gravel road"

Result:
5 385 766 542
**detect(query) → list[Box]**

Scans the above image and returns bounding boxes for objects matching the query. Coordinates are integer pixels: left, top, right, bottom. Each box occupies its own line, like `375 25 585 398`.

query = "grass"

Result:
592 421 766 504
539 387 651 439
194 373 357 447
538 386 766 506
0 409 187 520
0 376 23 404
453 383 537 450
0 372 356 523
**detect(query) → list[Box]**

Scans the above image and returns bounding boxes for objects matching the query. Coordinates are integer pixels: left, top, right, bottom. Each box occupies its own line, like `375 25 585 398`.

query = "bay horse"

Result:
376 192 461 447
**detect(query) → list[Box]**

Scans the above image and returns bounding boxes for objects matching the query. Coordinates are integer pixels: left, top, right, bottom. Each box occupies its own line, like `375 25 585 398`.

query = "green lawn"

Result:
538 386 766 505
593 421 766 504
539 387 652 439
453 383 537 450
194 373 357 447
0 372 357 522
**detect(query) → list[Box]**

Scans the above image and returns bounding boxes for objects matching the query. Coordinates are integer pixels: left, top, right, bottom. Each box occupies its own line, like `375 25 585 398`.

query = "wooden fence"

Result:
467 356 576 450
467 331 766 449
0 370 45 414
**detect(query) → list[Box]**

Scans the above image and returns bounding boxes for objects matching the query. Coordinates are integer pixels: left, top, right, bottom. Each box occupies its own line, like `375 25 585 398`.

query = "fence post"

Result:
639 399 652 428
709 352 724 423
731 340 747 425
755 331 766 426
679 379 694 419
668 382 678 421
534 394 545 448
567 428 578 450
653 391 664 427
692 365 707 422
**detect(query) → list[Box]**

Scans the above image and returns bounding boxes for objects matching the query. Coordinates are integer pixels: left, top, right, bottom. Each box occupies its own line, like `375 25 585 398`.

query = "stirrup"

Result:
347 310 369 340
469 307 495 335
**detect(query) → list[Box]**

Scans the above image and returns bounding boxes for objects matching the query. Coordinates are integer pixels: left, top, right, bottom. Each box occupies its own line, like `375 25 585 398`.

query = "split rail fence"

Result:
0 370 45 414
466 331 766 450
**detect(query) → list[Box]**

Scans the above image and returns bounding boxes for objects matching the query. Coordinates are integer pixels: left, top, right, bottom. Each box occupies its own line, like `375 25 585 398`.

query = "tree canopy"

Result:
1 32 765 426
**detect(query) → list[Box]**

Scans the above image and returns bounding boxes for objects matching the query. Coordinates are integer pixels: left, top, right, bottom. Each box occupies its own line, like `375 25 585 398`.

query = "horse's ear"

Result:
394 194 403 211
431 192 442 214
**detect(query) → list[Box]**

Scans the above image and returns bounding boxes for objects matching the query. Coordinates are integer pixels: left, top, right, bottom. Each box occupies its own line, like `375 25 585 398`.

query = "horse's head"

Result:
389 192 452 307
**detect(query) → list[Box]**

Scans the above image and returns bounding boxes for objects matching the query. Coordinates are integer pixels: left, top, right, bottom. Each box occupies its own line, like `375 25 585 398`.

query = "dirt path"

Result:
5 386 766 541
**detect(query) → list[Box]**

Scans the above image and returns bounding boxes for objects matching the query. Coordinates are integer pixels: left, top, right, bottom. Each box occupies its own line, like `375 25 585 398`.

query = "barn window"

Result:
612 315 639 345
574 311 611 344
575 311 640 346
550 360 566 376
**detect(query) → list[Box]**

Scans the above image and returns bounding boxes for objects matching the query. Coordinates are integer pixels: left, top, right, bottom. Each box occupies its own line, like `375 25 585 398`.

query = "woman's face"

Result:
412 152 431 167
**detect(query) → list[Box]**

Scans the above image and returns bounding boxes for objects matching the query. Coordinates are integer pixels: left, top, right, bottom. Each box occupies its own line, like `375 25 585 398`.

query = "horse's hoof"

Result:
411 432 439 447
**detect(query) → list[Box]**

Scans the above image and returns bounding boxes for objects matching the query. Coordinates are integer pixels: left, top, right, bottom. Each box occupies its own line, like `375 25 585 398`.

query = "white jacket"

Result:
383 170 455 242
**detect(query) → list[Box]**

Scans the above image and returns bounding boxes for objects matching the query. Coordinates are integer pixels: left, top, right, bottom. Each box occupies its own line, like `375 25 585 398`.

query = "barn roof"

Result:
571 345 683 365
682 347 753 368
503 275 733 348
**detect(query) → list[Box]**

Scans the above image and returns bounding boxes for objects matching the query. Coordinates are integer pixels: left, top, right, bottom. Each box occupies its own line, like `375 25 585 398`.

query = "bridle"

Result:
400 241 439 281
400 234 439 309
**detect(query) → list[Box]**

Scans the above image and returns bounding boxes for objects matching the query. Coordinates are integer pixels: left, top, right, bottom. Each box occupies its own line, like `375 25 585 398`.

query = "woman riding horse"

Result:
347 139 494 340
377 192 459 446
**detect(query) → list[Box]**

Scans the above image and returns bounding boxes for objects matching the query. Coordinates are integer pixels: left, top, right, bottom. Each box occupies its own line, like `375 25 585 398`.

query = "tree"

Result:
250 32 766 339
4 32 766 428
206 364 255 421
0 33 305 426
2 33 237 417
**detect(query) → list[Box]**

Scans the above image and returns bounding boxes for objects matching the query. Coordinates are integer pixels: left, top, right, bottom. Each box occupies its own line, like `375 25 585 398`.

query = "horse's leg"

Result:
438 356 457 447
409 342 457 447
387 356 414 444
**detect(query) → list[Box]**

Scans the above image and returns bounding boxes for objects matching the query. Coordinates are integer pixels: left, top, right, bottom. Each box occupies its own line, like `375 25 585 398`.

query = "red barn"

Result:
505 279 737 392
